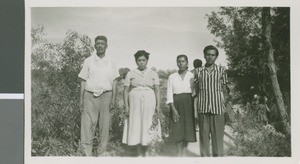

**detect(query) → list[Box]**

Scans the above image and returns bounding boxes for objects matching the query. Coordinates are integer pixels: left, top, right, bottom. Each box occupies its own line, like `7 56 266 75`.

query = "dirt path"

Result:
120 125 236 157
186 125 235 156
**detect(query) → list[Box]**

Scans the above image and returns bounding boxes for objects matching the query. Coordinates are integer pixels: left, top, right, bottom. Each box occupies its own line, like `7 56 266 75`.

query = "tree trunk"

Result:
262 7 290 140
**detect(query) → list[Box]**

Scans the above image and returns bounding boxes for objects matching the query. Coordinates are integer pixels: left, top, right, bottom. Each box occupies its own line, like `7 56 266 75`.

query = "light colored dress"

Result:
122 68 162 146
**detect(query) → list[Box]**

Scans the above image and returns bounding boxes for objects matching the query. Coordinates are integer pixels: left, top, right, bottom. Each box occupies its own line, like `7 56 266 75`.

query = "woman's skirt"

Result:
122 87 161 146
257 105 268 122
168 93 196 142
257 111 268 122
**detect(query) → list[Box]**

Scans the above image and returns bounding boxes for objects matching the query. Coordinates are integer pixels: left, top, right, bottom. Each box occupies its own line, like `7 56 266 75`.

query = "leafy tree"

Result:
31 26 94 156
262 7 290 139
206 7 290 135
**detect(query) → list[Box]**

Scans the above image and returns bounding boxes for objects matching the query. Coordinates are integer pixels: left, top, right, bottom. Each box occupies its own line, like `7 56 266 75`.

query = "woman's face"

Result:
177 57 188 71
136 55 148 70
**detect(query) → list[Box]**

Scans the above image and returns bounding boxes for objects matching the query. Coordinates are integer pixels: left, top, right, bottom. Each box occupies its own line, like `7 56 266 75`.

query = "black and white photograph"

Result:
25 1 300 163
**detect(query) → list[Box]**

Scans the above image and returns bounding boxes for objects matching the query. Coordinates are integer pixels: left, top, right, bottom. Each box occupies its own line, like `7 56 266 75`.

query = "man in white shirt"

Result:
78 35 118 156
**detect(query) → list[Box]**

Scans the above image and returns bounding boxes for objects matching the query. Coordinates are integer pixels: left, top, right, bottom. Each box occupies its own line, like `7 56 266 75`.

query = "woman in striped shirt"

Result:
166 54 196 156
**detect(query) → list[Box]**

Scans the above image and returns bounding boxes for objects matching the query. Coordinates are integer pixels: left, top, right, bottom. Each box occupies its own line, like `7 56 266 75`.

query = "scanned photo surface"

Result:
29 6 291 159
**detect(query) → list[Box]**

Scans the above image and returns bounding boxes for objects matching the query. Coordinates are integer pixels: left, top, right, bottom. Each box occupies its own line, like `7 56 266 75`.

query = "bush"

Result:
227 105 291 156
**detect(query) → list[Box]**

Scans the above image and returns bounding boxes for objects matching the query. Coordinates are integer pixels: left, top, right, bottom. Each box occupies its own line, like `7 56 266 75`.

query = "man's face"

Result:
204 49 218 65
94 39 107 54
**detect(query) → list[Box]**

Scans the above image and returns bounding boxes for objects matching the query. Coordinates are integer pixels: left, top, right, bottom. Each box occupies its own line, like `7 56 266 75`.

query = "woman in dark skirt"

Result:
166 54 196 156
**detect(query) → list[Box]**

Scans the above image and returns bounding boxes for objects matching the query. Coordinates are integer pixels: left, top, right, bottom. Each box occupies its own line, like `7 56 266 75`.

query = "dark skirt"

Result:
168 93 196 142
257 105 268 122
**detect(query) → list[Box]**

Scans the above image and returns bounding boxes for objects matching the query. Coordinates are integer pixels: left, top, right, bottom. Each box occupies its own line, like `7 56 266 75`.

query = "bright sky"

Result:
31 7 227 70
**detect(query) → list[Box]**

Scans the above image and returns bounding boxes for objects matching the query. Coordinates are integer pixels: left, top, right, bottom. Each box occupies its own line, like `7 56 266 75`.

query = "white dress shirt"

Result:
166 71 194 104
78 54 119 95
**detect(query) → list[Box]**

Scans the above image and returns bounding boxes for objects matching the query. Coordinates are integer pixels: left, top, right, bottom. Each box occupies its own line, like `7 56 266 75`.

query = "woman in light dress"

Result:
122 50 161 156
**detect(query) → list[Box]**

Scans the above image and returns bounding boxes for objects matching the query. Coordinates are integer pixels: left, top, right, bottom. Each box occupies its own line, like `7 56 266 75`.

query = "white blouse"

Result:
166 71 195 104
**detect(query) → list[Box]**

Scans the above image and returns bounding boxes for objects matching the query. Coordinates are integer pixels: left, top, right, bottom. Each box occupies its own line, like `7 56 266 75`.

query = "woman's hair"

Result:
134 50 150 61
177 54 188 63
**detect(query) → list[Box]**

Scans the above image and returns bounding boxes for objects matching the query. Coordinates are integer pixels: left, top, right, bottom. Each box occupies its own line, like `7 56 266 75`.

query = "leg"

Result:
141 145 148 157
137 144 148 157
136 144 142 156
211 114 225 157
80 92 100 156
98 92 112 155
177 141 183 156
198 113 211 157
182 141 188 156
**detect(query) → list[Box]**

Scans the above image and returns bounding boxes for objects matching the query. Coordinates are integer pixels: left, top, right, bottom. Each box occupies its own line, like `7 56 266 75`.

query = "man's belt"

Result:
85 90 112 97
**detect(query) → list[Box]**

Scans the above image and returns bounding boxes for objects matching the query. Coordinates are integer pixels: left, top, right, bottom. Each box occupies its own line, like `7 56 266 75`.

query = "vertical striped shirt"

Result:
195 64 228 114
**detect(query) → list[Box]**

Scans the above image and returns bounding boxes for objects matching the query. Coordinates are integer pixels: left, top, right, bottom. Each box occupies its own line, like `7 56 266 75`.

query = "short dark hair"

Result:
177 54 188 63
203 45 219 56
193 59 202 68
95 35 107 43
134 50 150 61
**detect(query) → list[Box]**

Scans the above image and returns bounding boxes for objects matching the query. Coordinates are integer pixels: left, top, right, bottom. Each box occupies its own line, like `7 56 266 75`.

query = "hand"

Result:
192 94 197 100
152 113 159 126
109 101 115 111
124 106 130 118
172 110 180 123
195 112 198 119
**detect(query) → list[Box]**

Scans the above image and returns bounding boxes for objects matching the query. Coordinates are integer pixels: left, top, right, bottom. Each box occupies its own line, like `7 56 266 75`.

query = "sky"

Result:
31 7 227 70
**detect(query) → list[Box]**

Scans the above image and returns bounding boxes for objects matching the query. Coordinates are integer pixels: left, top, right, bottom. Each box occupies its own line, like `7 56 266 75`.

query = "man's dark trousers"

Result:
198 113 225 157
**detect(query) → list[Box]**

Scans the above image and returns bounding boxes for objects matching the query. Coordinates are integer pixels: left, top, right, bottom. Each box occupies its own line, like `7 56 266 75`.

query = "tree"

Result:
31 27 94 155
262 7 290 139
206 7 290 135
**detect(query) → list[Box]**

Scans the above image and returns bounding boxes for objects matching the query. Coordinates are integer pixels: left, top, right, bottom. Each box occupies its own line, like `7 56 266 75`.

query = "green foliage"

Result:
31 26 93 156
227 105 291 156
31 27 171 156
206 7 290 105
206 7 290 134
207 7 263 94
157 69 177 79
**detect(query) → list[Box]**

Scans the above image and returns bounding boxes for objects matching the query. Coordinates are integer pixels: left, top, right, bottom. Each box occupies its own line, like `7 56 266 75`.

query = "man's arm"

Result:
222 82 229 102
110 79 117 110
221 67 229 104
193 68 200 99
123 86 130 117
79 80 86 112
222 82 230 106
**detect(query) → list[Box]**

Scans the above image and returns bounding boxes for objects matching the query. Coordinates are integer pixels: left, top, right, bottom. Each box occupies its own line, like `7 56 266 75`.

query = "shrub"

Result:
227 105 291 156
